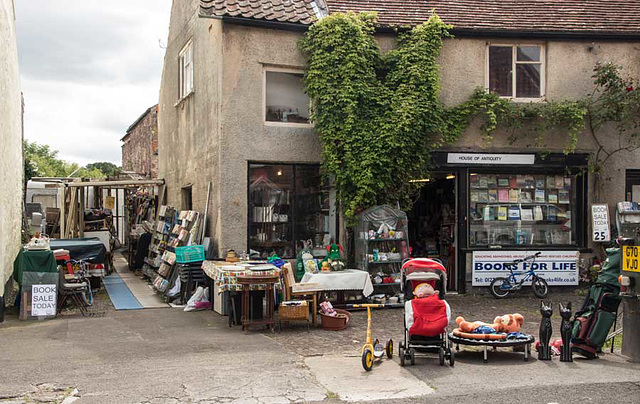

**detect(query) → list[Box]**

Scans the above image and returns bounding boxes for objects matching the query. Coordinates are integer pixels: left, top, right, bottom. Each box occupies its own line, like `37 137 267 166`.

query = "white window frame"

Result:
263 66 313 128
178 40 194 100
485 43 546 102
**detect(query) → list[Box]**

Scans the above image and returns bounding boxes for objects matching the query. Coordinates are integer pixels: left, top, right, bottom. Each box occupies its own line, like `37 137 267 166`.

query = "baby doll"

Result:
405 283 451 330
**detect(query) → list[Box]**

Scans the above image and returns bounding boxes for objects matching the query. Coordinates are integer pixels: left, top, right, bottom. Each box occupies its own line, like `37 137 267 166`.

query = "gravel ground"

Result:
266 288 618 358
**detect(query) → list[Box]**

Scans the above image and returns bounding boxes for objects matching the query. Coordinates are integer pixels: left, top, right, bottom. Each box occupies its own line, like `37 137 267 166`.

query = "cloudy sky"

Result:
16 0 172 166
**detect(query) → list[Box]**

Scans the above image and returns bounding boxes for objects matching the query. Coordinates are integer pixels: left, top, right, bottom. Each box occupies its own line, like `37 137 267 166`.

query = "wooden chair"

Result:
281 263 323 326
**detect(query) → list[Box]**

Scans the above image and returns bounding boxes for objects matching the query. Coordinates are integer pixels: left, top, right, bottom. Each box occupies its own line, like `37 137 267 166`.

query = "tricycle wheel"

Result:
386 339 393 358
409 348 416 366
399 346 405 367
439 347 445 366
449 348 455 367
362 348 373 371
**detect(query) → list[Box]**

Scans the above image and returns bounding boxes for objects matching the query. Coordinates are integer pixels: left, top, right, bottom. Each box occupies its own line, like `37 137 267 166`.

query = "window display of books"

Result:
469 172 574 247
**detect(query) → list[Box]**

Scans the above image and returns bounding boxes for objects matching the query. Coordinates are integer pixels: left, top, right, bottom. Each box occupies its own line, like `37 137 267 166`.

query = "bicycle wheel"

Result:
490 277 510 299
532 276 549 298
82 279 93 306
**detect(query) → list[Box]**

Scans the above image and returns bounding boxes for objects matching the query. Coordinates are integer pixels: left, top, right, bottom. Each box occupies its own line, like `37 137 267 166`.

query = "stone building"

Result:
158 0 640 292
121 104 158 179
0 0 23 318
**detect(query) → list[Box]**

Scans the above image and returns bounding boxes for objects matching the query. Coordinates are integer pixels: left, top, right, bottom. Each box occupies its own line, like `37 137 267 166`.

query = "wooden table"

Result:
236 275 279 331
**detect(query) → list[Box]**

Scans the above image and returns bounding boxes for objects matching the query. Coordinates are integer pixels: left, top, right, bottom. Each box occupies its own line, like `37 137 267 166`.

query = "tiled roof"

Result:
326 0 640 34
200 0 325 25
201 0 640 35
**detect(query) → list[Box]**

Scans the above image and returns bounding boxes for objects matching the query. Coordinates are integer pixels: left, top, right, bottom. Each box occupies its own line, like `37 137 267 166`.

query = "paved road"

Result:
1 305 639 403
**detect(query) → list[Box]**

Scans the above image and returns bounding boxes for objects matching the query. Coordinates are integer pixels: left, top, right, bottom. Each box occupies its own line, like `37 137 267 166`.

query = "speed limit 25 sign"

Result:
591 204 611 242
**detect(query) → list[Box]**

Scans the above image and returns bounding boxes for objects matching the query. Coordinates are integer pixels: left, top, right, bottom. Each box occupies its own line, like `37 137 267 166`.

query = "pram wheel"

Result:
439 347 445 366
409 348 416 365
448 348 455 367
399 343 405 367
386 339 393 358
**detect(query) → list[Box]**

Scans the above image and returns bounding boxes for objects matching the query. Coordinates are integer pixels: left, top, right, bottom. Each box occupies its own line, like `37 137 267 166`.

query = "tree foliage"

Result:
301 12 639 220
24 140 117 181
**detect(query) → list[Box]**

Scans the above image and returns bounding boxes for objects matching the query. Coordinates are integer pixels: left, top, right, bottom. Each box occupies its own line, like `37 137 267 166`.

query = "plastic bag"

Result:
184 286 209 312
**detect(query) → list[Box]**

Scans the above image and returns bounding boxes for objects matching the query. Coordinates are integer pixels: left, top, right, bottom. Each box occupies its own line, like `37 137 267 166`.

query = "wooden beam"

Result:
66 179 164 188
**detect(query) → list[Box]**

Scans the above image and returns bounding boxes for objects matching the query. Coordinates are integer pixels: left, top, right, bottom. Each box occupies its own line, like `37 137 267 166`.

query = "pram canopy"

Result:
402 258 447 298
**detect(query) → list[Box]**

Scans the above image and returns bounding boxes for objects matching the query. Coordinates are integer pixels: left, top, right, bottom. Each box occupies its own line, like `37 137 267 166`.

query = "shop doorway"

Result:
408 173 458 291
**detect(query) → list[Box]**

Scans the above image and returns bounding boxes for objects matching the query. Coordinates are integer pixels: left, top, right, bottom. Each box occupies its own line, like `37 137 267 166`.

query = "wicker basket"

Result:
279 301 308 321
319 309 351 330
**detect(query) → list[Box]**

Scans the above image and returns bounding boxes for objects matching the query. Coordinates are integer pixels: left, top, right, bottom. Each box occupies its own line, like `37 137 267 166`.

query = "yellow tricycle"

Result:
352 303 393 371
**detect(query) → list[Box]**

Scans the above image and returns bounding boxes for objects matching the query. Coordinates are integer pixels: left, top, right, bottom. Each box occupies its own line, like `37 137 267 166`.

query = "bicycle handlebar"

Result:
508 252 542 265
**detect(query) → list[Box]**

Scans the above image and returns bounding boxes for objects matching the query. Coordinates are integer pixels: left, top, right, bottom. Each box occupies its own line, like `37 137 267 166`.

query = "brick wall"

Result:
122 105 158 178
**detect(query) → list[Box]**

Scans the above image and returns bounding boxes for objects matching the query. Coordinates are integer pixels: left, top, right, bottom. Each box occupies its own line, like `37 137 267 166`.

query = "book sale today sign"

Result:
31 284 57 316
472 251 579 286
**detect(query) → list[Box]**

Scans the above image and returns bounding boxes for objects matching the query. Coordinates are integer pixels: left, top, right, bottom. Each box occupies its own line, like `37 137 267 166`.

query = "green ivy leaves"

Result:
301 12 635 221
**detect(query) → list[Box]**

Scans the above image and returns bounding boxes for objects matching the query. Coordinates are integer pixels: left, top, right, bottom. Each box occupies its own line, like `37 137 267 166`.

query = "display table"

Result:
12 249 59 319
202 260 281 319
202 260 281 292
448 333 535 363
300 269 374 297
50 238 107 276
237 275 279 331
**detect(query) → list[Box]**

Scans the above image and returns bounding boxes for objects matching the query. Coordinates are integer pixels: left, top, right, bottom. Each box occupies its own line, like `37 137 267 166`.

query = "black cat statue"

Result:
559 302 573 362
539 301 553 360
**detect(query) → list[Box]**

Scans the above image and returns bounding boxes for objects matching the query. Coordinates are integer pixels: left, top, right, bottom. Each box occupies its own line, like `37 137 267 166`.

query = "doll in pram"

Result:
399 258 454 366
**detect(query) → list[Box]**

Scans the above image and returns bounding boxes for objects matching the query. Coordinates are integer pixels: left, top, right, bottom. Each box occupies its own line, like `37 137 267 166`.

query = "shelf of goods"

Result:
468 172 575 247
144 205 203 299
355 205 410 303
249 175 331 259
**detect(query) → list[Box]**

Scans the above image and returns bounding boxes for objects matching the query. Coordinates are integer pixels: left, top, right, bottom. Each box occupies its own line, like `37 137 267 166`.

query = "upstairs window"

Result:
179 41 193 99
264 69 311 125
487 44 544 100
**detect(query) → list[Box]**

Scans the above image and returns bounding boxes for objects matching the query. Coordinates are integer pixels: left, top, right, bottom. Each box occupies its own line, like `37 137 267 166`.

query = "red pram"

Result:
399 258 454 367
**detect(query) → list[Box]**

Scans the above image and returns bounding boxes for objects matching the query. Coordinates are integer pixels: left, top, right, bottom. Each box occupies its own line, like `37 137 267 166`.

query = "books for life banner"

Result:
472 250 579 286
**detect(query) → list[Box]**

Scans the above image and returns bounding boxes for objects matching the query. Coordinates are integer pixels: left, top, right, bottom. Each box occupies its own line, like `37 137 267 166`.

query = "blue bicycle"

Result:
489 252 549 299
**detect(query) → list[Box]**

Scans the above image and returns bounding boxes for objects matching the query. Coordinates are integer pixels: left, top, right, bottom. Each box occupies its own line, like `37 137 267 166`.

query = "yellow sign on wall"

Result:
622 246 640 273
104 196 115 210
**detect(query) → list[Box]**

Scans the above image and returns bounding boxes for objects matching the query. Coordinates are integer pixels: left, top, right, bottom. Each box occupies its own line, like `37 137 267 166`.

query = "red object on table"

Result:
236 275 280 331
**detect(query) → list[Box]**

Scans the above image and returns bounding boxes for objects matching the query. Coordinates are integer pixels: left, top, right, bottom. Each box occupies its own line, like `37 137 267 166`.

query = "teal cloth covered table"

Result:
13 249 59 319
13 249 58 286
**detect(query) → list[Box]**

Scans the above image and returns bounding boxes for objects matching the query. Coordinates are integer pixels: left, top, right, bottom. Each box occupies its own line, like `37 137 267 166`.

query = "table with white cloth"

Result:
300 269 374 306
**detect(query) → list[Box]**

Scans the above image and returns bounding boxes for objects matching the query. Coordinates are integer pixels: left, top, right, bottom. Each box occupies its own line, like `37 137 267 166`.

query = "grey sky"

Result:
15 0 171 166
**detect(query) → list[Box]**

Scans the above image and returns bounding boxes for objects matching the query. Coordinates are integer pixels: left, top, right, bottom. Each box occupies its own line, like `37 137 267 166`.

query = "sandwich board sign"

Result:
591 204 610 242
31 284 57 316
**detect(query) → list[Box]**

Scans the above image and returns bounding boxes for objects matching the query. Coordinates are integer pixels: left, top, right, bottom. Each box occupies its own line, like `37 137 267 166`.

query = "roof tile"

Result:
200 0 640 34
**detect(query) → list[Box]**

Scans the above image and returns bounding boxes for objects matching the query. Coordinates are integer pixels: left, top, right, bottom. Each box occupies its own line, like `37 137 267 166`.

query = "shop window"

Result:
249 163 334 258
469 172 576 247
179 40 193 99
488 45 544 100
264 70 311 125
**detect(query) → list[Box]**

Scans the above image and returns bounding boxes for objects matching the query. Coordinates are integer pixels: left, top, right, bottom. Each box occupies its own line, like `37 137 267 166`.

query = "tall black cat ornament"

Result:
539 301 553 360
559 302 573 362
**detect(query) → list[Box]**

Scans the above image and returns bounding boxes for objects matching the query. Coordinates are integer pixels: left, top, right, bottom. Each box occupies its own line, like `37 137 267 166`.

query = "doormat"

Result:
103 272 143 310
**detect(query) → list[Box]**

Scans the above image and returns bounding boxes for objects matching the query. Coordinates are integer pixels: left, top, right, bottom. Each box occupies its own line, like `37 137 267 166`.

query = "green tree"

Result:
86 162 120 178
23 140 112 181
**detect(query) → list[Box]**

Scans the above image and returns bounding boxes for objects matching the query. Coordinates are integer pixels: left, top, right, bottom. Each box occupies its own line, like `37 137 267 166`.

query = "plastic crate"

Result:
175 245 205 263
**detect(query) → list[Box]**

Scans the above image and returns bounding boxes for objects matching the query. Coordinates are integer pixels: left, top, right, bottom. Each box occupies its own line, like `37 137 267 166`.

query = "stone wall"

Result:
0 0 23 300
122 105 158 178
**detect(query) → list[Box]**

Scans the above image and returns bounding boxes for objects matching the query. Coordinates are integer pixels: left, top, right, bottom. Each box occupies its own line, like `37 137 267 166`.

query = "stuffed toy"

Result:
324 243 345 271
455 316 502 334
493 313 525 333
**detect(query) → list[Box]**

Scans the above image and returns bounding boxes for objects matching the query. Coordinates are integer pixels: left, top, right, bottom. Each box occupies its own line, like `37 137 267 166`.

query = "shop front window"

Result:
249 163 334 258
469 172 576 247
